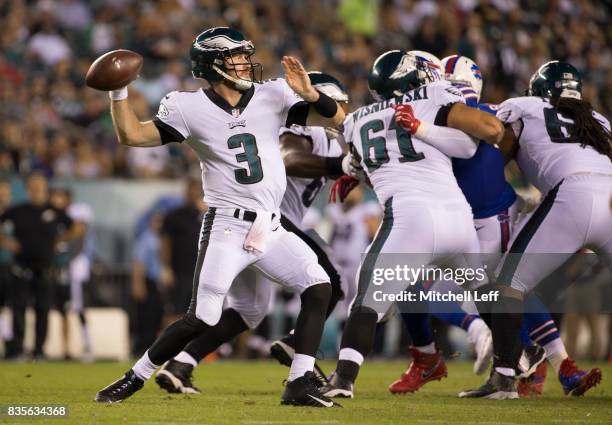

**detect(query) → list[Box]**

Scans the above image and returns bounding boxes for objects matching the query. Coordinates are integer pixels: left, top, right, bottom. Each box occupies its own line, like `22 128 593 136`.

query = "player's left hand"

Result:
394 104 421 135
282 56 319 102
329 175 360 203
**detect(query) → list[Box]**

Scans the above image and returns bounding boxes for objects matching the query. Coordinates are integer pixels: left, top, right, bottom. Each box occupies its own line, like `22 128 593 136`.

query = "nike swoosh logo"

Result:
272 226 280 231
421 360 441 380
307 394 334 407
475 225 485 232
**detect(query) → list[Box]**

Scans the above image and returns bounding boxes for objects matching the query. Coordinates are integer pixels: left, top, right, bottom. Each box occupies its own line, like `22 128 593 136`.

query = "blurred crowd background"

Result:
1 0 611 180
0 0 611 362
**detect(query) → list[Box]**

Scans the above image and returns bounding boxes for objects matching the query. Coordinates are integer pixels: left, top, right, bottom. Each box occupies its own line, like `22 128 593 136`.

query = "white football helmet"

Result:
407 50 443 84
441 55 483 102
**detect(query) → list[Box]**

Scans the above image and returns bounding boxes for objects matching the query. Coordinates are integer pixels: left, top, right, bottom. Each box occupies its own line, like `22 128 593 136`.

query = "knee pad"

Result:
194 286 226 326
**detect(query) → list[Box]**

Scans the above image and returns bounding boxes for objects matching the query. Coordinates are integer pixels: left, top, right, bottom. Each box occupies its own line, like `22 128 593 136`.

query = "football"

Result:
85 49 143 91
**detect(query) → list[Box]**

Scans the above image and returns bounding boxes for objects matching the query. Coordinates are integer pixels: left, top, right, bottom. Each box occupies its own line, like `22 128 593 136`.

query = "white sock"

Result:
338 347 364 365
174 351 198 367
544 338 568 373
415 342 436 354
288 353 315 382
82 325 92 353
495 367 516 377
132 351 159 381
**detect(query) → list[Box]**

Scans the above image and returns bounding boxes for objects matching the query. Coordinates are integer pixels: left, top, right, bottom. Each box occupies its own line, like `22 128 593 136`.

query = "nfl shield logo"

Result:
232 108 240 118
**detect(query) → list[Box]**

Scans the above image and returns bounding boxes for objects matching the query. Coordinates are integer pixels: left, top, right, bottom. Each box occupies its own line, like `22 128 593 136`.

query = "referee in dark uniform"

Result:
159 178 205 323
0 173 76 359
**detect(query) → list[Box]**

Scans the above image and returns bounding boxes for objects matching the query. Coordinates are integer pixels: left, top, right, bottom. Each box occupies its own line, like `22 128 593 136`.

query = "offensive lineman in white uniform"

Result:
95 27 346 407
321 50 504 398
152 72 351 393
460 60 611 399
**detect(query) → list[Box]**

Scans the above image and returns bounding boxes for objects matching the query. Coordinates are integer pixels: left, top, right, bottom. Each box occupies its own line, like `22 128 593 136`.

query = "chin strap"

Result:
212 64 252 91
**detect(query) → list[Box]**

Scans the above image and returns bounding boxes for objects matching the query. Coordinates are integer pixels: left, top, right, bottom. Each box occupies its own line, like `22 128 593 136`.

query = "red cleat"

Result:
559 357 602 396
388 347 448 394
518 361 548 397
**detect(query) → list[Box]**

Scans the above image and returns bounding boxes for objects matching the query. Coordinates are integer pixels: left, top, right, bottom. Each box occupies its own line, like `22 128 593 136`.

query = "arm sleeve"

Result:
496 98 525 125
432 81 466 107
279 78 310 127
153 92 190 145
431 81 466 127
342 114 355 146
416 124 479 158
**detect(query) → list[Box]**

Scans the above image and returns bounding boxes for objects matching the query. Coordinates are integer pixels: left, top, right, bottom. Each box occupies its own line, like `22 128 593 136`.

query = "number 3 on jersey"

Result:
228 133 263 184
360 118 424 172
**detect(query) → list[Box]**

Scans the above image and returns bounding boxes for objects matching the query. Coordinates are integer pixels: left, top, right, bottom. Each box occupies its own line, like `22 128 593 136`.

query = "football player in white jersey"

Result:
460 61 611 399
321 50 504 399
152 72 351 393
95 27 347 407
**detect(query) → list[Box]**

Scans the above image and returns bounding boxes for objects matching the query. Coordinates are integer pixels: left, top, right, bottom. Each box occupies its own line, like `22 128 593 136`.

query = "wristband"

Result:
109 86 128 101
310 90 338 118
325 155 345 178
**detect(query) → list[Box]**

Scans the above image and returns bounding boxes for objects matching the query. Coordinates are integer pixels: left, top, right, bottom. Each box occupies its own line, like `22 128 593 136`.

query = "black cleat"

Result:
517 345 547 379
95 369 144 403
155 360 201 394
270 335 329 384
458 371 519 399
320 371 354 398
281 371 341 407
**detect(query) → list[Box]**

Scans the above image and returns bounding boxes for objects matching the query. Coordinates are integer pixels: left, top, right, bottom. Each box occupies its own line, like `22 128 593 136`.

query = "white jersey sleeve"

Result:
432 80 465 108
154 91 191 144
279 79 305 127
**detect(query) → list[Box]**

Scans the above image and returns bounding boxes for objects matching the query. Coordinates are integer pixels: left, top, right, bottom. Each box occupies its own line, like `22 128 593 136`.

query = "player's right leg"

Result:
95 209 252 403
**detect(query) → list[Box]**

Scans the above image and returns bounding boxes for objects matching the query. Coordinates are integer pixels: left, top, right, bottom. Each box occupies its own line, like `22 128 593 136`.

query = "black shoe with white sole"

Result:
458 371 519 399
281 371 341 407
517 345 547 379
320 371 354 398
95 369 144 403
155 359 201 394
270 335 329 384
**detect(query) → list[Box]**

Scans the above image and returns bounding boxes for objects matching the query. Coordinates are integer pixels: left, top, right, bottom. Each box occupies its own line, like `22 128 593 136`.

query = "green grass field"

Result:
0 360 610 425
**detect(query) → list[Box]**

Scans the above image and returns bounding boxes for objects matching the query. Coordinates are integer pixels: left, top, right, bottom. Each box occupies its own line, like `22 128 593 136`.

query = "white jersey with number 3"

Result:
279 125 343 226
154 79 303 211
345 80 470 204
497 96 612 194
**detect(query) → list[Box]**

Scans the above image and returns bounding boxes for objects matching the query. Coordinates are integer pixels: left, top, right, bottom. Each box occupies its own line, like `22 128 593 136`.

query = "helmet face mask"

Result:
190 27 262 91
408 50 443 85
527 61 582 101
